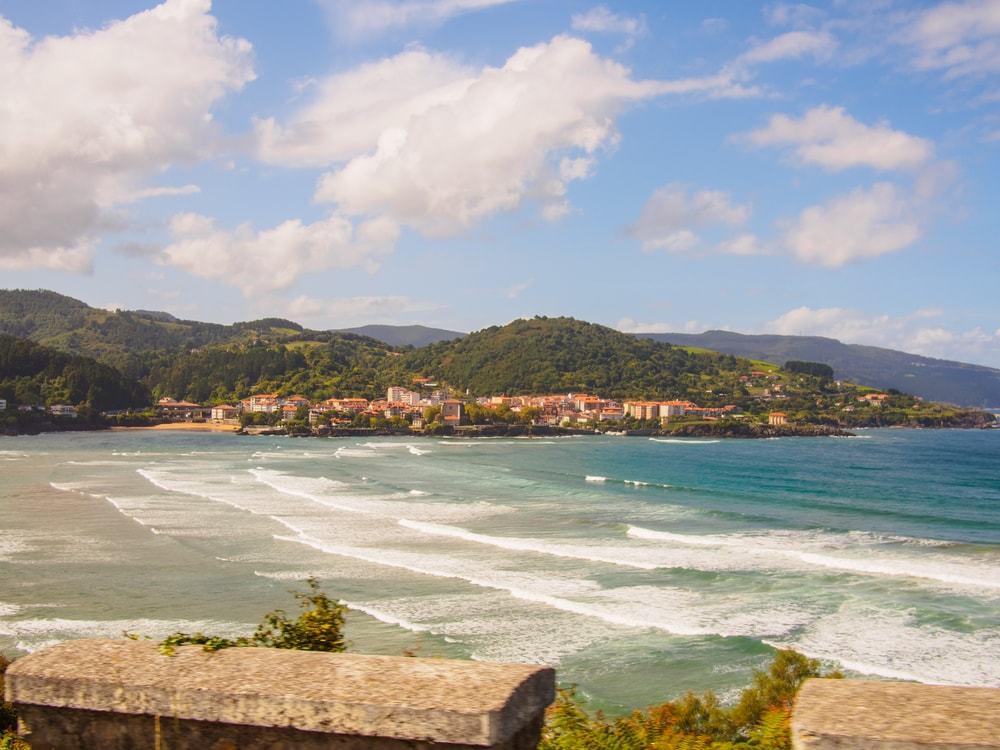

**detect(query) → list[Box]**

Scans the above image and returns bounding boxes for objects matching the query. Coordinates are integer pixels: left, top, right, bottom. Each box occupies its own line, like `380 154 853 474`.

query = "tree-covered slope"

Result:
145 334 405 403
637 330 1000 407
0 290 351 383
0 334 149 411
399 317 743 399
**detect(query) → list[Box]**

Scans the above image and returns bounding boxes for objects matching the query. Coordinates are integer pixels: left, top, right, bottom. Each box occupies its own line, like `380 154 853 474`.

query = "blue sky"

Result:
1 0 999 365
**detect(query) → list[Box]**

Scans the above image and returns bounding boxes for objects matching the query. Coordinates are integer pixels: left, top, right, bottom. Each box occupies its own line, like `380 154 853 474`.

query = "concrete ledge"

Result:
5 639 555 749
793 678 1000 750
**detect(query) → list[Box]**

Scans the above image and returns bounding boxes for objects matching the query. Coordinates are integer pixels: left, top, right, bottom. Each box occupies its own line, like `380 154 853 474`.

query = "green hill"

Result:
0 334 149 412
398 317 743 399
145 334 402 403
0 290 342 382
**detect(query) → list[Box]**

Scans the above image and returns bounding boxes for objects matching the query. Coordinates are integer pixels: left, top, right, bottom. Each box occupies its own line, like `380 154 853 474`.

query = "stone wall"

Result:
4 639 554 750
792 678 1000 749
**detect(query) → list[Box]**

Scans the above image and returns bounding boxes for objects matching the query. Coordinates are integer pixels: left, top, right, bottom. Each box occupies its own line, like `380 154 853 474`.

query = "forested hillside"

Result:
0 290 315 380
0 335 149 411
398 317 743 400
146 335 404 403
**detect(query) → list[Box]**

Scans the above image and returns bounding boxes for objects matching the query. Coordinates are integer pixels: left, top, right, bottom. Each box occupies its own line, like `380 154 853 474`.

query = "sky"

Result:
1 0 999 366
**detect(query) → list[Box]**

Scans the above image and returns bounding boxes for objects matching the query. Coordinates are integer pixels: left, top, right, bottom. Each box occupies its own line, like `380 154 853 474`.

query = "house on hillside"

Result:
49 404 78 417
768 411 788 426
0 399 6 411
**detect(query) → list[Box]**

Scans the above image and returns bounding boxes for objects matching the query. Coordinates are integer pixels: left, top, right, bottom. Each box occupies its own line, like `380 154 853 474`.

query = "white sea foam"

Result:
48 481 90 493
0 603 22 617
585 475 607 482
399 519 659 570
274 534 810 640
649 438 721 445
768 604 1000 687
408 489 430 496
334 447 379 458
344 601 432 633
359 442 430 456
628 525 1000 591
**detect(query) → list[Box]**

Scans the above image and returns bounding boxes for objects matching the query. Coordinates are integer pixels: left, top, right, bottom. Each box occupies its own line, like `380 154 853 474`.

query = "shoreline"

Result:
110 422 240 433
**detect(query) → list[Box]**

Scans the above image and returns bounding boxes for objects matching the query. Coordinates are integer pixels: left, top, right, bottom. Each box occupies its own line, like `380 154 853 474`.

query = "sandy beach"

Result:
111 422 240 433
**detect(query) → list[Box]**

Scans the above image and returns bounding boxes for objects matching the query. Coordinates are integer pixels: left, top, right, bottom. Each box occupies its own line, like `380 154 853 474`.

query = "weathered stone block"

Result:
793 678 1000 750
5 639 555 749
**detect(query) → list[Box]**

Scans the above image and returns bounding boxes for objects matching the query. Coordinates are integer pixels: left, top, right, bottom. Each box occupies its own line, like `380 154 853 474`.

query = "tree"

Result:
158 578 347 655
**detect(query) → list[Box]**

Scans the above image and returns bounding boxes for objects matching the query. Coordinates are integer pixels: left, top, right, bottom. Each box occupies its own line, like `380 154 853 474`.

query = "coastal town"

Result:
144 372 900 435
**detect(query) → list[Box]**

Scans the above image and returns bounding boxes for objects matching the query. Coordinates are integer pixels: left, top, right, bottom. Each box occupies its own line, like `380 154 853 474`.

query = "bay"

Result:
1 428 998 711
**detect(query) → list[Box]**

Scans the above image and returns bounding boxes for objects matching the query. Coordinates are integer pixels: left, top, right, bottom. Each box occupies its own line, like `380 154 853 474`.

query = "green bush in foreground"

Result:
156 577 347 655
540 650 840 750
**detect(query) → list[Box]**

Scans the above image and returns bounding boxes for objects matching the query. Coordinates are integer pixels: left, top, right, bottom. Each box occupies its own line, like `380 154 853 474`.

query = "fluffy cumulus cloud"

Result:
903 0 1000 78
740 106 933 171
161 213 399 296
318 0 518 39
0 0 254 272
297 37 731 235
629 184 752 253
782 182 922 266
768 306 1000 364
255 49 475 167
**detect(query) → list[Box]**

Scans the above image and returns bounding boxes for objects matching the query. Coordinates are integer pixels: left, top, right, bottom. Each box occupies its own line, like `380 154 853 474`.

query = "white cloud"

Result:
0 0 254 272
738 30 837 64
629 184 751 253
318 0 518 38
767 306 1000 364
903 0 1000 78
740 105 933 171
765 4 827 29
616 318 716 334
160 212 399 296
303 37 740 236
716 233 768 256
123 184 202 203
255 48 475 167
571 6 647 46
281 294 444 327
782 182 921 266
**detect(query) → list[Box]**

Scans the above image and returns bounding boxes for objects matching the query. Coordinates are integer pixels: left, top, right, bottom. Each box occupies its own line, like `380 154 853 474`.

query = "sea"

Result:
1 428 998 711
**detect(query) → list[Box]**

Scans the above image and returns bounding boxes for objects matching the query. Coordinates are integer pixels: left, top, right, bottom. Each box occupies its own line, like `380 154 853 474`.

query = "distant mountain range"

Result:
1 289 997 406
636 331 1000 407
337 324 463 348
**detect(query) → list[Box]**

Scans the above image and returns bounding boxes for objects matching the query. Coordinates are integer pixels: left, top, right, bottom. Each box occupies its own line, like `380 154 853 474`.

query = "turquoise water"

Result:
1 429 998 710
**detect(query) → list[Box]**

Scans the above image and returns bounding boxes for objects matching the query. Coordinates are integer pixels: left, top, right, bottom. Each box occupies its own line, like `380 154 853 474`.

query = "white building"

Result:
0 399 6 411
387 387 420 406
49 404 78 417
